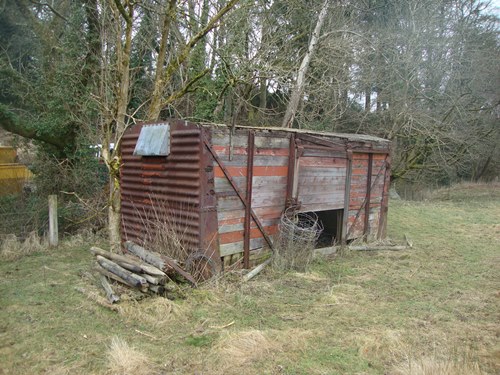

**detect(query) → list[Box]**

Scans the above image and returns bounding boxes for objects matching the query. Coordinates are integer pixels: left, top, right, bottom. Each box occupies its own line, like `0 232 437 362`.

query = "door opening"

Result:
308 209 343 248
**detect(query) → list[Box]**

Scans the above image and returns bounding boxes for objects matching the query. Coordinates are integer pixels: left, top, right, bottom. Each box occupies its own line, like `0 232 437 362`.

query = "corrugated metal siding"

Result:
121 121 203 252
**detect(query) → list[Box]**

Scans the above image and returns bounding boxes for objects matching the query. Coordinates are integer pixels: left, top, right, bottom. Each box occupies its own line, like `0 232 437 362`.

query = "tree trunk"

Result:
147 0 177 120
365 89 371 111
106 0 134 251
281 0 329 128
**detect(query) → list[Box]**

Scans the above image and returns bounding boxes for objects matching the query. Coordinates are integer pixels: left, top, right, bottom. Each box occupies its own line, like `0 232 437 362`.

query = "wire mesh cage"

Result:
274 207 324 271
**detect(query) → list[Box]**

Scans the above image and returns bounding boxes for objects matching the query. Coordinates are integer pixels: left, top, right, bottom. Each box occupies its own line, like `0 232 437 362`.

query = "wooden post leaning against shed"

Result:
243 131 255 269
48 194 58 247
341 151 353 245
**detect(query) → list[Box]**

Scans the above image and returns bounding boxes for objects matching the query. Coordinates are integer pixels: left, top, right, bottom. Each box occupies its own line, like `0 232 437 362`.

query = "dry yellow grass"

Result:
353 328 407 365
0 231 47 260
392 356 485 375
212 329 281 373
106 337 157 375
117 296 186 330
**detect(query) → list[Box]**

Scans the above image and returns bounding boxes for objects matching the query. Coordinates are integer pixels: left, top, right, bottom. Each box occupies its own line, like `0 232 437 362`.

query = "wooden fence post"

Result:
48 195 58 247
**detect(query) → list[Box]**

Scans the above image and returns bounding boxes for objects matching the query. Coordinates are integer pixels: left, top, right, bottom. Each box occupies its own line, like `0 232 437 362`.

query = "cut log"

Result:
348 245 408 251
140 273 167 286
96 255 149 291
99 275 120 303
124 241 197 287
243 257 273 282
95 264 145 291
136 262 167 278
149 285 165 294
90 246 166 277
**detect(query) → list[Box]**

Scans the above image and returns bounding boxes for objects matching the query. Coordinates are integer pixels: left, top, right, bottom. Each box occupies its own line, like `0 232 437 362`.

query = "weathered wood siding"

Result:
211 129 289 259
347 153 387 240
296 153 347 213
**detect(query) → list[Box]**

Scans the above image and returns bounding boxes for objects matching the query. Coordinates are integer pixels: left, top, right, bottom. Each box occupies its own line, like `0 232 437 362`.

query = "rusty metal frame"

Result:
377 155 391 239
243 131 255 269
363 153 373 240
202 134 275 251
346 158 387 240
341 150 353 245
286 134 297 207
198 126 222 273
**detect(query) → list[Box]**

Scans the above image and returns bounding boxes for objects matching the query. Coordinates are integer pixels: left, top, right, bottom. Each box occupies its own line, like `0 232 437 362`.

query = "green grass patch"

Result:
0 183 499 374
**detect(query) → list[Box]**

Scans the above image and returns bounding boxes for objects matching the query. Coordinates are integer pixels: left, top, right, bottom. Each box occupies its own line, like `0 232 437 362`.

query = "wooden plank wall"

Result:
296 154 347 213
211 129 290 263
347 153 386 239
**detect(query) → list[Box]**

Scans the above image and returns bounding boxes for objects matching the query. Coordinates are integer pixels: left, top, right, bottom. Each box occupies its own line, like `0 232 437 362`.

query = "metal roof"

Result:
200 123 390 144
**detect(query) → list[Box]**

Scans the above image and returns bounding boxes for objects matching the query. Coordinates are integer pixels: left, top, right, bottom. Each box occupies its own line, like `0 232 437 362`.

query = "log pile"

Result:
90 241 197 303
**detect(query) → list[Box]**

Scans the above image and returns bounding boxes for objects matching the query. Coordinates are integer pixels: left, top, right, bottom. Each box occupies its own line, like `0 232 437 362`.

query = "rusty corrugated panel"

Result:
120 120 203 256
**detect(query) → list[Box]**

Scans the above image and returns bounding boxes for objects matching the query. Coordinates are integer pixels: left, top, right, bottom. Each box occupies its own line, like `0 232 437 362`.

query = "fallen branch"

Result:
74 286 119 312
348 245 408 251
242 257 273 282
99 275 120 304
404 234 413 248
134 329 158 341
209 321 235 329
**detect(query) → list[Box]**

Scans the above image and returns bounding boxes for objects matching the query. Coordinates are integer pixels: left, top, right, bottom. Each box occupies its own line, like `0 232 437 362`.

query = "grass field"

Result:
1 183 499 374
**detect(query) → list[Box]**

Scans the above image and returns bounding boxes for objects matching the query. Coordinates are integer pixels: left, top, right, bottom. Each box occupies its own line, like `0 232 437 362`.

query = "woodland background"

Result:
0 0 498 239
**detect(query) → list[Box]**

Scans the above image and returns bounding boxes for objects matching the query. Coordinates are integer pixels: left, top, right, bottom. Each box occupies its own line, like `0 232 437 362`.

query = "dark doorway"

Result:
313 209 343 248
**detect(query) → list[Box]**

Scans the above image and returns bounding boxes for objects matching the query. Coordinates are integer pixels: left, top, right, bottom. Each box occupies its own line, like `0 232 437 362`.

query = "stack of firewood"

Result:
90 241 197 303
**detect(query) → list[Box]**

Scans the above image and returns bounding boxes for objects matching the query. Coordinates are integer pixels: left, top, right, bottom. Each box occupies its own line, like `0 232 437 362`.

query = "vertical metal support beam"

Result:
198 127 222 274
285 134 297 207
243 131 255 269
363 153 373 240
48 194 58 247
341 151 353 245
377 155 391 240
203 136 274 250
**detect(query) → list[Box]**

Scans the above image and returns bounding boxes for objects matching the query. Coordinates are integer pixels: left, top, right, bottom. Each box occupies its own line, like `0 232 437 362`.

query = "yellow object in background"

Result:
0 147 33 195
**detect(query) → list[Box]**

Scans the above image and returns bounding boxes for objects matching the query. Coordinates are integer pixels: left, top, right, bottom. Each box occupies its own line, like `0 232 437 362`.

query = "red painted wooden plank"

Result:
214 165 288 178
213 145 290 157
219 225 279 244
299 157 347 167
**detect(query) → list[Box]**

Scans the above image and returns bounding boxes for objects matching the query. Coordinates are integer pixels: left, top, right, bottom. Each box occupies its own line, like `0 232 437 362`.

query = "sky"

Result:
490 0 500 16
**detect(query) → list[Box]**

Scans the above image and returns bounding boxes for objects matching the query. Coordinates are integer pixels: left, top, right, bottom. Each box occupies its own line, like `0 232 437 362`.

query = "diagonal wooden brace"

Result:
202 136 275 251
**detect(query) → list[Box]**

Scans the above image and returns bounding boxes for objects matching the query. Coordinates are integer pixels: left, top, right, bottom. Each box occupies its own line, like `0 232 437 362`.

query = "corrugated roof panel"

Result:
133 124 170 156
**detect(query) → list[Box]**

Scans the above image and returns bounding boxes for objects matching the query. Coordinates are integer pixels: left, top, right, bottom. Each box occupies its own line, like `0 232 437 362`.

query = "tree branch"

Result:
0 104 70 149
